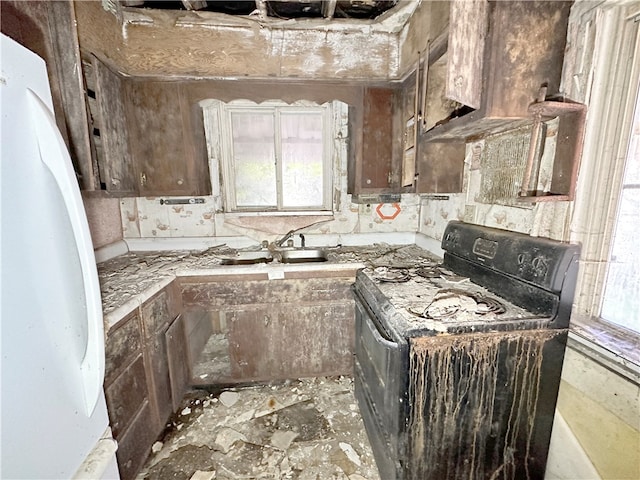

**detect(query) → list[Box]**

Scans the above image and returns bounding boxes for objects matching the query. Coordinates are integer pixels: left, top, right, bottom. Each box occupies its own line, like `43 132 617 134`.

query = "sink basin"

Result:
279 249 328 264
219 251 273 265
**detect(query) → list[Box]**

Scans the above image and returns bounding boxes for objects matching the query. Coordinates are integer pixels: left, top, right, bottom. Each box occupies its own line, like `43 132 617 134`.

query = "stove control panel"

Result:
442 221 580 293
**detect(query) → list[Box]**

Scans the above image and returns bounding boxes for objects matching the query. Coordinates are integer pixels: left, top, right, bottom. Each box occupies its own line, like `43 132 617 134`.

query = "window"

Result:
568 1 640 363
601 81 640 333
201 100 333 212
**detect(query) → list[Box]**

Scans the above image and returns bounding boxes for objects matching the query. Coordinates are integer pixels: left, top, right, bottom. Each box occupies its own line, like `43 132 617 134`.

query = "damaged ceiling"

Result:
121 0 399 20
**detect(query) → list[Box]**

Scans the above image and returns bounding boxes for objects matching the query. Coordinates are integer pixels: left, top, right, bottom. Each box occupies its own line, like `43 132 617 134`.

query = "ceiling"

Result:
121 0 399 20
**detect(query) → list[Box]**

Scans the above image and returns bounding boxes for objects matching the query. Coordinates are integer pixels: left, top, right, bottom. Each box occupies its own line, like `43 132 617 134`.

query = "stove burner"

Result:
411 290 507 321
415 267 441 279
423 289 478 320
372 267 411 283
474 295 506 315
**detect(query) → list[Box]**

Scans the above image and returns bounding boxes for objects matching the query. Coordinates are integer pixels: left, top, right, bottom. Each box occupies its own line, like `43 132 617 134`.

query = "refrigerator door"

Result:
1 34 116 479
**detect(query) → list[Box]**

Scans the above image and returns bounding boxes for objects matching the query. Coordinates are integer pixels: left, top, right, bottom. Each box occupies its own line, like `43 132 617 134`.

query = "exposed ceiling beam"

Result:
322 0 337 19
181 0 208 10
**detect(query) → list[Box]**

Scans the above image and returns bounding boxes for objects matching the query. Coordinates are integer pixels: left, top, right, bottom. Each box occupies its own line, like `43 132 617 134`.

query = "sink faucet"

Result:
299 234 305 248
275 230 296 248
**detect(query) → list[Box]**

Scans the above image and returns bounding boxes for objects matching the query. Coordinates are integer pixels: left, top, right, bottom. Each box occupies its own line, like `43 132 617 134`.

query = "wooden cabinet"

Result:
91 57 137 195
104 309 153 480
350 87 404 195
82 58 211 197
125 80 210 196
180 274 356 385
422 0 572 142
104 282 187 480
410 0 573 194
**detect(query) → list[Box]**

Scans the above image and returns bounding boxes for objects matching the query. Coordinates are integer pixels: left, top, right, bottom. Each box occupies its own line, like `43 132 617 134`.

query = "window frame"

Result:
201 99 334 213
566 1 640 368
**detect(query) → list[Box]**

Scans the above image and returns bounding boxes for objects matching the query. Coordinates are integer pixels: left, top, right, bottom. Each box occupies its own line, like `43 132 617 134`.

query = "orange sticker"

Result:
376 202 401 220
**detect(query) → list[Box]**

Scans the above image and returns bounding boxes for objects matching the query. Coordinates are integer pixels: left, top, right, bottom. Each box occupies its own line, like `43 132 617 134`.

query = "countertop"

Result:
97 243 439 330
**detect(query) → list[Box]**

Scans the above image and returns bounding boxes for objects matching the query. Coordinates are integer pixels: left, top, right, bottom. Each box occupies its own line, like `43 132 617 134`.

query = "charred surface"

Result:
408 330 567 480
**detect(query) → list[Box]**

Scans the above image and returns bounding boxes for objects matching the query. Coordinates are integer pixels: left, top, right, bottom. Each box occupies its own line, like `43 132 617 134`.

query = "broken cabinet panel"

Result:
423 0 572 142
519 100 587 201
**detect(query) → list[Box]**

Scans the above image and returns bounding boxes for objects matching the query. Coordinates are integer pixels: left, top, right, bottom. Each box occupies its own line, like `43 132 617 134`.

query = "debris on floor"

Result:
137 376 381 480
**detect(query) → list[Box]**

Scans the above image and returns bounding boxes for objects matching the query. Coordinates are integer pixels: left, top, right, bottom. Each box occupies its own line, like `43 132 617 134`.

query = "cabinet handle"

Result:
264 315 270 327
140 172 147 187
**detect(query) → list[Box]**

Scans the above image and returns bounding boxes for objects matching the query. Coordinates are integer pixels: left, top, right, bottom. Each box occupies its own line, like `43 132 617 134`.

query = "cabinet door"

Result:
145 328 173 433
94 57 137 195
125 80 210 196
114 401 157 480
166 314 190 411
141 286 182 432
141 286 181 339
445 0 488 110
356 87 403 193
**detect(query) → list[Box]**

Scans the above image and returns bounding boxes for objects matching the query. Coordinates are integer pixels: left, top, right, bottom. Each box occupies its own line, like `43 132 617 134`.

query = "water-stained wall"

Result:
418 134 572 244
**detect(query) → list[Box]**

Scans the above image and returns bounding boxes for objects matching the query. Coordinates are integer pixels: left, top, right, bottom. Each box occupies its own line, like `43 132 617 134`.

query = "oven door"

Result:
353 286 408 480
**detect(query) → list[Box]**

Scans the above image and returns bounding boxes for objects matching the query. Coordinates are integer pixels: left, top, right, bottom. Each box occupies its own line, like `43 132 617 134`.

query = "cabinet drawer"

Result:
104 310 142 385
114 401 157 480
141 283 182 337
105 354 148 438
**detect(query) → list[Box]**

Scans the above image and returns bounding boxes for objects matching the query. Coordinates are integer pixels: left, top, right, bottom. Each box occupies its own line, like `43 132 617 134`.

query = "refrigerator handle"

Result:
26 89 105 416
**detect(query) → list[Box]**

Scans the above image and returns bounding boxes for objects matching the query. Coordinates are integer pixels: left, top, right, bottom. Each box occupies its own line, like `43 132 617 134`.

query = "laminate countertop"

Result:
97 243 439 330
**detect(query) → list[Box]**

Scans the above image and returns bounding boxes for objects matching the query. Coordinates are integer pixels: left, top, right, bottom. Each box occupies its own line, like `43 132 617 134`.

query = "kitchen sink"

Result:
219 251 273 265
278 249 328 264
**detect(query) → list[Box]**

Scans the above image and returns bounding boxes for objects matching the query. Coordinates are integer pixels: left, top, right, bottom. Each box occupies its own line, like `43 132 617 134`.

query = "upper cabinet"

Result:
349 87 405 196
125 80 210 196
422 0 572 142
82 57 211 197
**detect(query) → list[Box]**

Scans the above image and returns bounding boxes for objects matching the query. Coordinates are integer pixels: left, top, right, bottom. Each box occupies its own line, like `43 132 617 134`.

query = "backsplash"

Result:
119 194 422 243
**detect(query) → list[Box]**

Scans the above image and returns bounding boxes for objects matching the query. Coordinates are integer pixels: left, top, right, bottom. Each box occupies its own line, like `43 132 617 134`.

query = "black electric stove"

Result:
353 221 580 480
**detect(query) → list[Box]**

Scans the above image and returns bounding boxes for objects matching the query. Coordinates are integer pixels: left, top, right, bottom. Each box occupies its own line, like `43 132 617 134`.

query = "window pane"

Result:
601 89 640 332
280 112 324 208
232 112 276 207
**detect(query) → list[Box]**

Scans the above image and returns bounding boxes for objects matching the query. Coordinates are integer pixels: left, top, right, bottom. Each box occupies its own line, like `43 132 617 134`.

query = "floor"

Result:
136 374 588 480
136 376 380 480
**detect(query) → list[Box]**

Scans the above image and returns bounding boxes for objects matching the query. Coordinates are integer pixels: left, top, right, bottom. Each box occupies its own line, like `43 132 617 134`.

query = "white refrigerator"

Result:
1 34 119 479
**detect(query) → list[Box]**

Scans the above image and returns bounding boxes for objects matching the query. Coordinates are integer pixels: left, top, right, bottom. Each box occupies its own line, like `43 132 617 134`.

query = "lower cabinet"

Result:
104 283 188 480
180 274 357 385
